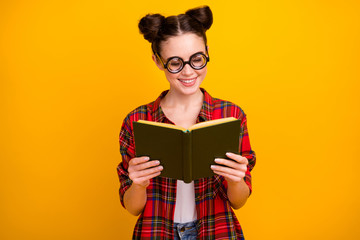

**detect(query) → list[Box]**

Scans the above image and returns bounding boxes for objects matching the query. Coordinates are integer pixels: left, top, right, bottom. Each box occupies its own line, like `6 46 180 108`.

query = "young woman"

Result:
117 6 256 239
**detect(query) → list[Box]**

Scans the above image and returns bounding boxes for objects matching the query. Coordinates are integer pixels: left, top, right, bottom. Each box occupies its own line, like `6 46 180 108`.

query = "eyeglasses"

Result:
155 50 210 74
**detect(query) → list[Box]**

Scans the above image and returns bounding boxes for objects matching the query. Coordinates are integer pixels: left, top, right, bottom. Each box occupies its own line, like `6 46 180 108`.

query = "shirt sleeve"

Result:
117 115 136 208
239 114 256 195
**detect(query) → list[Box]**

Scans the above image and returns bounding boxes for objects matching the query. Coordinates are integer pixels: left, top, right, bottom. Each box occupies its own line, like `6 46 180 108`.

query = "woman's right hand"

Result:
128 156 163 188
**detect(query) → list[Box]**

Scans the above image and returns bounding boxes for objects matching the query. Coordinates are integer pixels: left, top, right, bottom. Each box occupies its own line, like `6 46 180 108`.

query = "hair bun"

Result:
185 6 213 31
138 14 166 43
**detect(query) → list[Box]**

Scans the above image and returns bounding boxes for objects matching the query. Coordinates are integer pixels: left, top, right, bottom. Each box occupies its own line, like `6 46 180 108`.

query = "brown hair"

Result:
138 6 213 55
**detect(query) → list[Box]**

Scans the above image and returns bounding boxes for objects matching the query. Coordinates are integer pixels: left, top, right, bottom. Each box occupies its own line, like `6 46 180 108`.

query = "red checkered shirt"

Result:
117 88 256 239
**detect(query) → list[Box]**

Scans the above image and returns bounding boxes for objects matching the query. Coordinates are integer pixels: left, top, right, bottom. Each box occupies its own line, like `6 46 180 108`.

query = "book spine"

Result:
183 130 192 183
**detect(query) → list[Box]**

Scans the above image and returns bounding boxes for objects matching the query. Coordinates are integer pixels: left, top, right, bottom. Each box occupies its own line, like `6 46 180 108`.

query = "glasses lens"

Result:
167 58 183 73
191 54 207 69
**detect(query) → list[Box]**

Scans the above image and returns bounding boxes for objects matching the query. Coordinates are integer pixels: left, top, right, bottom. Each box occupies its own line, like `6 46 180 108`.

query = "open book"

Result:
133 117 241 183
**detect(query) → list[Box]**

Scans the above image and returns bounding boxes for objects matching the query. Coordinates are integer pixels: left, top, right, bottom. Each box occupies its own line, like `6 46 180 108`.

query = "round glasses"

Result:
156 51 210 74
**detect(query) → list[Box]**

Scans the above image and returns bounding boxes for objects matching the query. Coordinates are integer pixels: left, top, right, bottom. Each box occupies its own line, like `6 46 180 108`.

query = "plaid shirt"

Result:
117 88 256 239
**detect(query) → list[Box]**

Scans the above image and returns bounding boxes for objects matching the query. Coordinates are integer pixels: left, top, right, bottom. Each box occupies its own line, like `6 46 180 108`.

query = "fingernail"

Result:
144 157 150 160
214 158 220 163
210 165 216 169
226 152 232 156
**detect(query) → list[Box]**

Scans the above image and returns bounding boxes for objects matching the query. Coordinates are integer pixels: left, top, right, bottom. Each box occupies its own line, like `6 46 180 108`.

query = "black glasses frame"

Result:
155 48 210 74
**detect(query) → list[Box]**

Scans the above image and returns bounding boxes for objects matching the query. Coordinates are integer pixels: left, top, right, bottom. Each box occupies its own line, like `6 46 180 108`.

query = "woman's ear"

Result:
152 54 164 71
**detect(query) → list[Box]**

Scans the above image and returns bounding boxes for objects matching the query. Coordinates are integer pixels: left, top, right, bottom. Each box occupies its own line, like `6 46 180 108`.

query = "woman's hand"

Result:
210 152 248 184
128 156 163 188
211 152 250 209
124 157 162 215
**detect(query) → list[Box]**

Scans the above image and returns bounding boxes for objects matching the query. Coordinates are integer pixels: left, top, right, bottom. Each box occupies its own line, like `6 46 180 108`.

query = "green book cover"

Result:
133 117 241 183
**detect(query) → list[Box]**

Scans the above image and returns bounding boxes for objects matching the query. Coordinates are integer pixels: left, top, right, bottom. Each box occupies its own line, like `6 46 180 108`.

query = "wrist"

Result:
131 182 148 191
226 177 245 188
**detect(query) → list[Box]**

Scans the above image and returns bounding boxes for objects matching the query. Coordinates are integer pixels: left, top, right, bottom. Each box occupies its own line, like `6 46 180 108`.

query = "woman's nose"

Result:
180 63 194 75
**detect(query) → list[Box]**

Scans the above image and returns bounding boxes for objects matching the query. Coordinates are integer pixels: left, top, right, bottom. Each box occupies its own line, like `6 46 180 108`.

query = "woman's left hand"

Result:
210 152 248 184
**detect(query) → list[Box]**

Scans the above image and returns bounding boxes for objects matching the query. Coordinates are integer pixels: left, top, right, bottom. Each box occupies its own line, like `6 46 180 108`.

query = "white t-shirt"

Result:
173 180 197 223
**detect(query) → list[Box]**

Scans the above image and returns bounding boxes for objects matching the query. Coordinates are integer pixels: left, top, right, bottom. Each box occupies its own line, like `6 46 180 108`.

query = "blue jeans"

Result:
173 221 198 240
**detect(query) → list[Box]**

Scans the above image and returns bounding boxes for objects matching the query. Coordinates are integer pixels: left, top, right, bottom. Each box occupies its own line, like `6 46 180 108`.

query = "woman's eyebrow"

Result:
166 51 205 61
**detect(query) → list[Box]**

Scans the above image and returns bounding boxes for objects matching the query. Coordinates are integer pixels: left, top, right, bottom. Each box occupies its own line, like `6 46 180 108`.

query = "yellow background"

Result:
1 0 359 239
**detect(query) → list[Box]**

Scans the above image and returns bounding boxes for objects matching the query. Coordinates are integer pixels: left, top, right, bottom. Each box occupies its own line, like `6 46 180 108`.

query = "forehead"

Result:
160 33 206 59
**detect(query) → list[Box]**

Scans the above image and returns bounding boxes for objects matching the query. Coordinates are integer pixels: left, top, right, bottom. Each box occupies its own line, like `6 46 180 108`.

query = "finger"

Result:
136 160 161 171
211 165 245 178
214 158 247 170
131 165 163 179
129 156 150 166
129 159 161 173
133 171 162 185
212 170 242 183
226 152 248 164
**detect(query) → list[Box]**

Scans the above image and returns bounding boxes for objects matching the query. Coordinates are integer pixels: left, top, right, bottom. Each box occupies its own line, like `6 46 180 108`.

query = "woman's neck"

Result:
161 88 203 110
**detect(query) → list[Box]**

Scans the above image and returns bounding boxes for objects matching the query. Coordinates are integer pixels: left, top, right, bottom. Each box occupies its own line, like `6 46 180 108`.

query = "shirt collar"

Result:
150 88 214 123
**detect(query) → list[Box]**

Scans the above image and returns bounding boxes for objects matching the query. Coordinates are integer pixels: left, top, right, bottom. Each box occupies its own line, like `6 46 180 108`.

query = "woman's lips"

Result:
178 77 197 87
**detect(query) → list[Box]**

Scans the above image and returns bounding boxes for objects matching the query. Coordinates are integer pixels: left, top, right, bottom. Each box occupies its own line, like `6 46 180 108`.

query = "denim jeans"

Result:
173 220 198 240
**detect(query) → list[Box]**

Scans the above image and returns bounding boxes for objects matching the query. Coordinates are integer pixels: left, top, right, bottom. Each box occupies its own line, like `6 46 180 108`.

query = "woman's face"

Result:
154 33 208 96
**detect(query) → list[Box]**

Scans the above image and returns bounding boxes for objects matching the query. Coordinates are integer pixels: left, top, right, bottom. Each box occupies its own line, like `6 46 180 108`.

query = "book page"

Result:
137 117 237 132
137 120 186 131
188 117 237 131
